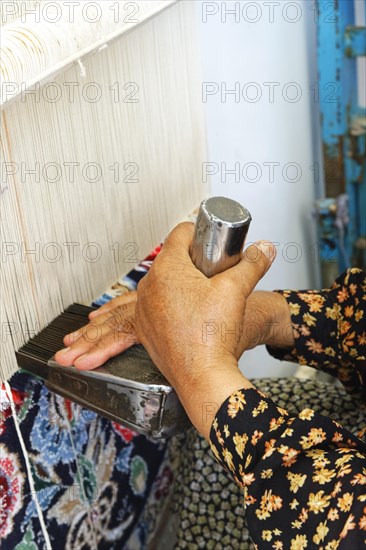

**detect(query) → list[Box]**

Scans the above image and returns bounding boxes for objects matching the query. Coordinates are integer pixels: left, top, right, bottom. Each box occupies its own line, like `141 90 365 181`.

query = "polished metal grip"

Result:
190 197 252 278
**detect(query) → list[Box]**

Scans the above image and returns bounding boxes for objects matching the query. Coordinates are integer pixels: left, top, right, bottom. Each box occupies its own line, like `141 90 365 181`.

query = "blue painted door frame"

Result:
316 0 365 282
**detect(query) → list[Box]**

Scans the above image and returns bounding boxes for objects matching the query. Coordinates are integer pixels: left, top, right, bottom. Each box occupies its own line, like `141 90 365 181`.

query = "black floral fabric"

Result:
268 267 366 401
209 268 366 549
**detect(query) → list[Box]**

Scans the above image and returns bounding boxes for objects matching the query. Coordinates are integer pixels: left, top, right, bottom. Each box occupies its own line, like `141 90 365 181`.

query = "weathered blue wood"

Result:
345 25 366 57
317 0 366 277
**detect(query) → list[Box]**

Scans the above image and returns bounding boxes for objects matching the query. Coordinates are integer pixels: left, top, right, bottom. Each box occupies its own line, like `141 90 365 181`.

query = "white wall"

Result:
195 0 320 378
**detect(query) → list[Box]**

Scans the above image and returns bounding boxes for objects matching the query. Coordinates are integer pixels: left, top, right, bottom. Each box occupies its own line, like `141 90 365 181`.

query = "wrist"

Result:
265 291 294 349
248 291 294 350
175 356 253 440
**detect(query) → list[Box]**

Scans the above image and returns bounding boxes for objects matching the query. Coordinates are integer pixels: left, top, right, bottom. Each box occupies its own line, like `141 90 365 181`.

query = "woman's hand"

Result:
54 292 138 370
135 222 276 438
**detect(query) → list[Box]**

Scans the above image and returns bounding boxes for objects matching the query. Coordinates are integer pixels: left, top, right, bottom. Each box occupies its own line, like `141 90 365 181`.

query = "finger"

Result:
88 291 137 319
215 240 276 297
56 311 137 366
73 329 136 370
159 222 195 264
64 301 136 345
55 323 137 368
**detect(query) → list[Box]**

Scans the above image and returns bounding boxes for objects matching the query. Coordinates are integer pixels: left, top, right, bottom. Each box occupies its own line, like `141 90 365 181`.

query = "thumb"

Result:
215 240 276 297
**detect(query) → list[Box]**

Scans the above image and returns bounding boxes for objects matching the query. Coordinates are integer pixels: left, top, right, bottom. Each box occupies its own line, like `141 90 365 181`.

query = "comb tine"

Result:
16 303 97 362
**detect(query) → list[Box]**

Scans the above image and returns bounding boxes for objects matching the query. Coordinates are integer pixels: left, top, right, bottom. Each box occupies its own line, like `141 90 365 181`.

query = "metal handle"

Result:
190 197 252 278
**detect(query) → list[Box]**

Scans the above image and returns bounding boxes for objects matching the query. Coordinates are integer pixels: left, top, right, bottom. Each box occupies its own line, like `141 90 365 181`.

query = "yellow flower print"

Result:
252 399 268 417
332 432 343 443
339 319 352 335
222 447 235 472
262 530 272 541
260 469 273 479
251 430 263 445
282 449 300 467
305 339 323 353
245 454 252 469
337 286 349 303
307 294 325 312
358 332 366 346
239 465 255 487
327 508 339 521
312 455 330 469
325 305 341 320
300 427 327 449
290 534 308 550
299 508 308 523
216 430 224 446
291 519 302 529
339 463 353 477
281 427 294 438
209 442 221 461
289 302 301 315
255 489 283 520
290 499 299 510
299 409 315 421
273 541 283 549
339 513 356 538
303 312 317 326
263 439 277 458
256 508 270 520
335 454 353 467
313 468 336 485
342 330 356 352
349 281 358 294
313 521 329 545
330 481 342 497
223 424 230 438
306 448 327 459
227 391 246 418
355 309 364 322
344 305 354 317
337 492 354 512
325 346 336 357
359 512 366 530
308 490 331 514
351 470 366 486
287 472 307 493
299 325 311 337
231 433 244 460
324 540 340 549
269 416 286 431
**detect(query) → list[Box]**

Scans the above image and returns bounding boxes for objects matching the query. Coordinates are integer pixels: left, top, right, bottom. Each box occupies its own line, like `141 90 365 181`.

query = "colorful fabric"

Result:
0 246 178 550
209 268 366 549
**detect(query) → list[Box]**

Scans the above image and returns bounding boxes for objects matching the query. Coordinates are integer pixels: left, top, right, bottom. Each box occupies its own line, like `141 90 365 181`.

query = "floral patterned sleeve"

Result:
267 268 366 400
209 268 366 549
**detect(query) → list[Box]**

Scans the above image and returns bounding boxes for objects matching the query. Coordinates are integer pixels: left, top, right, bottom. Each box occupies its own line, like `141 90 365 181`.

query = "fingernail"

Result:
256 241 276 262
74 354 88 367
59 347 71 354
